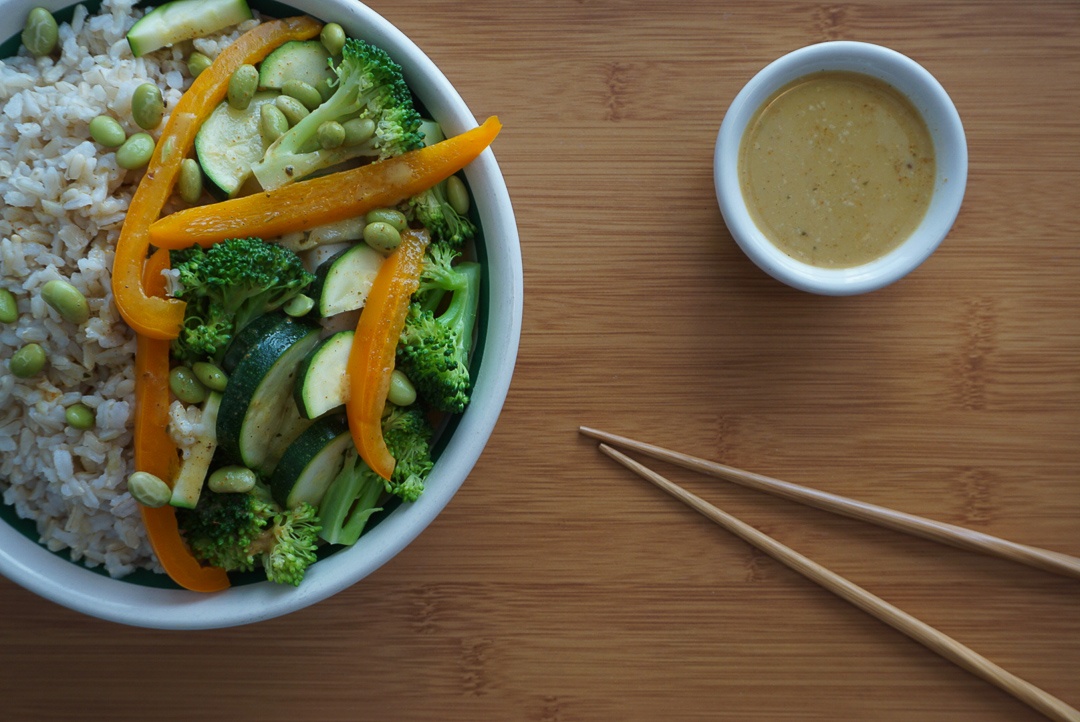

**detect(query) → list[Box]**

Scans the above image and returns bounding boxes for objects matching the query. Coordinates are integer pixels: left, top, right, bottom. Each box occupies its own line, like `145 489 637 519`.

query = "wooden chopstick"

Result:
596 443 1080 722
579 426 1080 581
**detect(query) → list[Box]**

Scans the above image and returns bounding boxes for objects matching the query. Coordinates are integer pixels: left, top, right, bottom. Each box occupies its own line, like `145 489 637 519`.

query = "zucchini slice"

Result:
195 91 278 197
221 311 288 373
311 243 384 317
294 330 352 419
216 315 321 474
258 40 334 91
169 392 222 509
269 414 353 509
127 0 252 57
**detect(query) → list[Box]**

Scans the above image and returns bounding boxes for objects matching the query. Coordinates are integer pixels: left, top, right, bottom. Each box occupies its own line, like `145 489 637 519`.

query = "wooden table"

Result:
2 1 1078 720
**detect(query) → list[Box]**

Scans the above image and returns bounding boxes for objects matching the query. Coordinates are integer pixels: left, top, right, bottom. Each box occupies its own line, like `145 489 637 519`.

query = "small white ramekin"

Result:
714 41 967 296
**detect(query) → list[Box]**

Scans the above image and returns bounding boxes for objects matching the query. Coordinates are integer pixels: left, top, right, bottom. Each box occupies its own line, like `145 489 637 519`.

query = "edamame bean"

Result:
283 294 314 317
227 64 258 110
115 132 155 170
317 120 345 149
88 115 126 148
314 77 334 102
320 22 346 56
178 158 203 204
131 82 164 130
192 361 228 392
260 102 289 142
387 369 417 407
282 79 323 111
363 221 402 253
169 365 207 404
342 117 375 146
41 279 90 324
10 343 46 378
21 7 58 57
365 208 408 232
65 403 95 430
0 289 17 324
446 174 470 216
187 51 212 78
128 471 171 508
207 465 257 494
275 94 309 126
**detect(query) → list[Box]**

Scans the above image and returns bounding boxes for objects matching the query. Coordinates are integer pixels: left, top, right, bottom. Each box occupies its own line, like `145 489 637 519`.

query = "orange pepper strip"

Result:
112 16 323 340
135 249 230 592
149 116 503 249
346 229 431 480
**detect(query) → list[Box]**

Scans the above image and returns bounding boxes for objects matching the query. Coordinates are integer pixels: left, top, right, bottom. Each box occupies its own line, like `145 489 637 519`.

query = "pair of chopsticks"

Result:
580 426 1080 722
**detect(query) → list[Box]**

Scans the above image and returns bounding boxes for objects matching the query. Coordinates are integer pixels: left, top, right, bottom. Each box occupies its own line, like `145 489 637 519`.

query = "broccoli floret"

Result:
318 410 434 546
409 177 476 249
251 37 423 190
177 482 322 586
382 406 434 502
169 237 314 364
317 448 385 546
397 243 481 413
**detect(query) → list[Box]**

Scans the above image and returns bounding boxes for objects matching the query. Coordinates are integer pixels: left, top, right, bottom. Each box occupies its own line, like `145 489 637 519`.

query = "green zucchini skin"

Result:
269 414 353 509
294 330 353 419
221 312 290 374
216 314 321 474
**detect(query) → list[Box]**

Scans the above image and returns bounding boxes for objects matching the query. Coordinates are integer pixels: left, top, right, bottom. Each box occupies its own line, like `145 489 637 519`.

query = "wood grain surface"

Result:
2 1 1078 720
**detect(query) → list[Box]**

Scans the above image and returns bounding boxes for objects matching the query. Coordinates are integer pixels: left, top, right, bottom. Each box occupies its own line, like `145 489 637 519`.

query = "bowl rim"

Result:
714 40 968 296
0 0 523 629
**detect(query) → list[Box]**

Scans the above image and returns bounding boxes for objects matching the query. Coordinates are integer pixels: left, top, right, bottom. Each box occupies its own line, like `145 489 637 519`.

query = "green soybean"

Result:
187 51 212 78
227 64 258 110
0 289 17 323
314 77 334 102
65 403 95 430
446 175 471 216
178 158 203 204
282 79 323 111
283 294 314 317
365 208 408 232
41 279 90 324
275 94 309 126
317 120 345 149
260 102 289 142
364 221 402 253
192 361 228 392
320 22 346 57
169 365 207 404
207 465 257 494
342 117 375 146
89 115 126 148
116 132 155 170
10 343 46 378
21 7 58 57
128 471 172 508
132 83 164 130
387 369 417 407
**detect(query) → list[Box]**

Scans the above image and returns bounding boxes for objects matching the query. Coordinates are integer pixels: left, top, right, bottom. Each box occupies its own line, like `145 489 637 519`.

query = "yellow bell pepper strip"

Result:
149 116 502 249
346 228 431 480
135 248 230 593
112 16 323 340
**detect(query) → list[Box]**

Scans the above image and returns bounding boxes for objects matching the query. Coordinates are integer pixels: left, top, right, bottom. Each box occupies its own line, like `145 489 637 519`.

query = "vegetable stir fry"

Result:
80 0 502 590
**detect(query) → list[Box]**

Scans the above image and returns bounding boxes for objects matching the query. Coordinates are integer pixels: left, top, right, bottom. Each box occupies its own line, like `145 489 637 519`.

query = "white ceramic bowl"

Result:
714 41 967 295
0 0 522 628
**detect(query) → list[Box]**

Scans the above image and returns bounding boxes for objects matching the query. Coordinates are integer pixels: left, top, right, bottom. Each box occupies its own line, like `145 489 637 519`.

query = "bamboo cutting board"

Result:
1 1 1078 720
